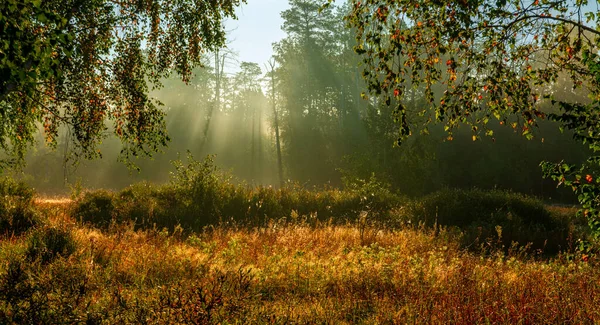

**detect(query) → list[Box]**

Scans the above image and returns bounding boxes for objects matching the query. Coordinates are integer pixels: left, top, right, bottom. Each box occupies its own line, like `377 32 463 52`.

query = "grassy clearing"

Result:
0 170 597 324
0 195 599 324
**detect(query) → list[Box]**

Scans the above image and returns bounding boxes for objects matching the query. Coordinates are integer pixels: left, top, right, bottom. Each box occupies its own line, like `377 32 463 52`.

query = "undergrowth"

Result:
0 177 41 236
70 156 583 255
396 188 577 253
0 177 599 323
1 204 599 324
72 155 403 232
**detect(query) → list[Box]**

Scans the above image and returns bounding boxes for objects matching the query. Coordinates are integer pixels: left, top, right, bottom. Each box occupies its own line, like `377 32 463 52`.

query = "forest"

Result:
5 0 589 201
2 0 600 323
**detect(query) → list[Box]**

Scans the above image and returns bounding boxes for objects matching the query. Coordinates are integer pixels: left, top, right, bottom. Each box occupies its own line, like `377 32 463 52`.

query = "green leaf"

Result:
37 13 47 23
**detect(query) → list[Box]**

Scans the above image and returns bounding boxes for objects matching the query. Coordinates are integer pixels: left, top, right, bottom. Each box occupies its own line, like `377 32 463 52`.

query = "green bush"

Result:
70 155 404 232
115 182 163 229
0 177 41 236
397 188 572 253
26 226 77 264
0 254 37 323
400 188 555 227
72 190 116 228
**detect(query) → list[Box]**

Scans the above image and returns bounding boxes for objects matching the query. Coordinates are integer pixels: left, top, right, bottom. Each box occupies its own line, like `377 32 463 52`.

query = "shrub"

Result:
0 177 41 236
72 190 116 228
342 173 402 217
0 252 90 324
70 155 405 232
400 188 555 226
115 182 162 229
397 188 572 253
0 254 37 323
26 226 77 264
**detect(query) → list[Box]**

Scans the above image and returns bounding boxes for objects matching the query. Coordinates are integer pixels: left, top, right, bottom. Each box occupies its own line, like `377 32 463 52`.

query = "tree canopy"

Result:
338 0 600 235
0 0 242 166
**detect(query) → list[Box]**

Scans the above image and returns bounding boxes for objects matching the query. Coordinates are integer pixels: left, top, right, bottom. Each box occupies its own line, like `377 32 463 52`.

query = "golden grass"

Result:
1 201 598 323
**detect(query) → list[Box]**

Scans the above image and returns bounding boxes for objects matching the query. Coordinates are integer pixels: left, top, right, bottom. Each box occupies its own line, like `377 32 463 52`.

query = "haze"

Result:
13 0 588 204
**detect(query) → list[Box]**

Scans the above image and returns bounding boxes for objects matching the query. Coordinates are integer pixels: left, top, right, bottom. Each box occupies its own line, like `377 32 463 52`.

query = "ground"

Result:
0 198 598 324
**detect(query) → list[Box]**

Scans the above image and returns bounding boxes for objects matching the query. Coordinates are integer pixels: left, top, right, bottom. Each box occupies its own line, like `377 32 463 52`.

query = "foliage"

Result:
72 190 116 228
26 226 76 264
71 154 403 232
69 155 579 253
342 172 398 212
273 0 367 183
342 0 591 141
282 0 336 44
0 253 100 324
542 161 600 237
3 1 587 206
0 177 40 235
397 188 573 253
0 0 243 166
340 0 600 237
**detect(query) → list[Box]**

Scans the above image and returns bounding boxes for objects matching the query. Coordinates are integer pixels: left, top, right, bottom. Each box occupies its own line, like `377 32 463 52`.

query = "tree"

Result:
282 0 336 46
200 47 234 152
0 0 243 167
266 59 284 187
339 0 600 236
235 62 263 178
275 0 346 183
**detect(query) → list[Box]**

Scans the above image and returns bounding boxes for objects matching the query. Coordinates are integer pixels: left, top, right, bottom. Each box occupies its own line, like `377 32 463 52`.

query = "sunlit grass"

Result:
1 199 599 323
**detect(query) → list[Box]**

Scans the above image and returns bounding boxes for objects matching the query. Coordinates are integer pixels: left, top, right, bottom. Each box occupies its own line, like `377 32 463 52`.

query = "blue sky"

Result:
224 1 291 72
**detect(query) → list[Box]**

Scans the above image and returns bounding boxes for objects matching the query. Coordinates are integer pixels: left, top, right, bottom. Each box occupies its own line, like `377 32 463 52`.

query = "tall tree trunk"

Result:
268 60 284 188
215 50 221 112
201 49 225 152
258 103 263 181
251 101 256 179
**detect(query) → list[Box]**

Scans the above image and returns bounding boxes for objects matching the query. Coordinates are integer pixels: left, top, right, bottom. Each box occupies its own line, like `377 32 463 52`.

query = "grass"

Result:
0 166 597 323
0 195 599 324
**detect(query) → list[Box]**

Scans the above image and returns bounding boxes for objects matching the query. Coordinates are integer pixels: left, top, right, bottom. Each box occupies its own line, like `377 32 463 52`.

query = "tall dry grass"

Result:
0 199 598 324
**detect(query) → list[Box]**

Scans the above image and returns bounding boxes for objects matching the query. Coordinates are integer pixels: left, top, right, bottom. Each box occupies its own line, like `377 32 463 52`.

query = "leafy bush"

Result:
115 182 163 228
400 188 556 227
71 190 116 228
26 226 77 264
0 177 41 236
0 254 38 323
343 173 400 215
71 155 404 232
397 188 572 253
168 154 237 226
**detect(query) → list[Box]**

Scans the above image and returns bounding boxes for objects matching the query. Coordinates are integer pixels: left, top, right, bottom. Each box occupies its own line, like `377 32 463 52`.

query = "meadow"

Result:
1 160 599 324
